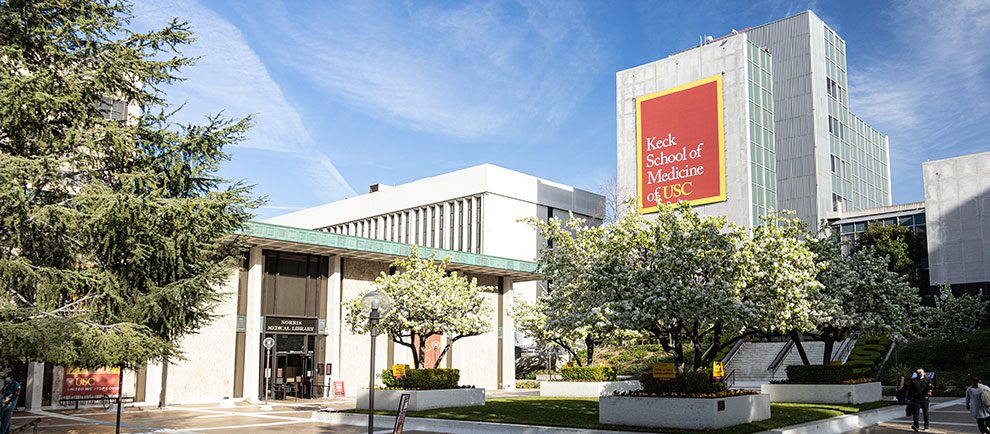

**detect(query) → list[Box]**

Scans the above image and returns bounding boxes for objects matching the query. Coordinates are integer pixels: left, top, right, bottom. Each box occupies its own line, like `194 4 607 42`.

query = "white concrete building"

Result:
923 151 990 295
617 32 775 227
266 163 604 303
617 11 891 228
20 222 541 409
829 151 990 301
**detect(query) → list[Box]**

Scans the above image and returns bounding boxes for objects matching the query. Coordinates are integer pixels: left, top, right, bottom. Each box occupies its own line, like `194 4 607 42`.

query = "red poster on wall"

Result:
62 367 120 396
636 74 726 213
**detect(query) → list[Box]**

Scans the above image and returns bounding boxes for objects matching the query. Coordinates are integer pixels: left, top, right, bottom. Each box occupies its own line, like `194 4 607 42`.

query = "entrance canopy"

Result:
237 222 542 281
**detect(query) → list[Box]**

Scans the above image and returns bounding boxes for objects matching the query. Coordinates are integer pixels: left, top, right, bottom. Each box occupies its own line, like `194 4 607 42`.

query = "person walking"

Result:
0 370 21 434
907 368 934 431
966 376 990 434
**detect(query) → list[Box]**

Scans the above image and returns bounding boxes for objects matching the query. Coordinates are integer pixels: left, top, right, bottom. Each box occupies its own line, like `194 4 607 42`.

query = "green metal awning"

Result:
236 221 541 281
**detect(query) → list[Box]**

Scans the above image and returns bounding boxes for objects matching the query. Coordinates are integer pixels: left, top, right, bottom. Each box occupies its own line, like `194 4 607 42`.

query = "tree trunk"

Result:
670 327 685 372
822 331 837 365
417 333 428 369
789 330 810 365
584 334 595 366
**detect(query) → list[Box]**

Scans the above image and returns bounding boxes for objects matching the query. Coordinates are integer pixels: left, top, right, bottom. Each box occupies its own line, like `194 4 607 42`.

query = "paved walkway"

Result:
847 399 980 434
7 398 446 433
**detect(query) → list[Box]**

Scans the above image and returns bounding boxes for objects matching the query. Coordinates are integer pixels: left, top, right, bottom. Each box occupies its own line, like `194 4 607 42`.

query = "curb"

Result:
759 398 965 434
313 411 637 434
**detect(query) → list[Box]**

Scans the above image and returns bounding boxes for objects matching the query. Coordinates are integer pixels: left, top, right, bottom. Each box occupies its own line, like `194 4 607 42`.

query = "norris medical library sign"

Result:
265 316 318 334
636 74 726 213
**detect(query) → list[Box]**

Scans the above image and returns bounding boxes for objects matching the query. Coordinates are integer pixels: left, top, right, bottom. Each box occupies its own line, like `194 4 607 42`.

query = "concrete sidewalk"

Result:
845 398 978 434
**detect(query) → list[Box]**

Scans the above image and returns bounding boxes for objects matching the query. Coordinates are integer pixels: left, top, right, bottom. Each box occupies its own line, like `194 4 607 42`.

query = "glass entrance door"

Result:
265 333 316 399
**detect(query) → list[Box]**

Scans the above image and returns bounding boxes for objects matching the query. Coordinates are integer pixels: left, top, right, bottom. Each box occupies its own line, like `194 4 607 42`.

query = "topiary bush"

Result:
559 366 617 382
785 364 870 384
381 368 461 390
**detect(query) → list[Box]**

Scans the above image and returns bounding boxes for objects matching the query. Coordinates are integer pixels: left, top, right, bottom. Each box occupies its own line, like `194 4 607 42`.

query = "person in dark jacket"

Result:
908 368 934 431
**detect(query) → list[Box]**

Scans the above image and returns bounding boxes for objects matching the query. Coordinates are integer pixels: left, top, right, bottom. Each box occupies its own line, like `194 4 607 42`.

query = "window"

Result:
827 77 838 99
832 193 845 212
262 251 325 317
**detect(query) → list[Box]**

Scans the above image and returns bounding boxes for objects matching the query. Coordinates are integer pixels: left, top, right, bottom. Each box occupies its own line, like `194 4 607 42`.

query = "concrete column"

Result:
243 246 263 402
500 277 516 389
23 362 43 410
327 256 342 382
142 363 163 407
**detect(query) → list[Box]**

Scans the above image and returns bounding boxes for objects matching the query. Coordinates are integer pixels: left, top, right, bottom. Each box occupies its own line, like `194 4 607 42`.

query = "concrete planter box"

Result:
599 394 771 430
539 380 641 397
760 382 882 404
356 388 485 411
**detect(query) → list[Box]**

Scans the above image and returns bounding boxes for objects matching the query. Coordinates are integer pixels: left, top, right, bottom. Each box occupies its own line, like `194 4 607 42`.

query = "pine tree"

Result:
0 0 257 369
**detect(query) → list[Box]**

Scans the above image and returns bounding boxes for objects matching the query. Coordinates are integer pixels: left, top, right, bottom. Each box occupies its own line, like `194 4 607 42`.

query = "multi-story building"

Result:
829 151 990 301
266 164 603 267
617 11 890 228
745 11 891 223
266 163 604 351
616 31 776 227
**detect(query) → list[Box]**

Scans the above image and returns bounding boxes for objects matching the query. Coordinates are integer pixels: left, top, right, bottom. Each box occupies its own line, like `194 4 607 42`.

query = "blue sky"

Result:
129 0 990 220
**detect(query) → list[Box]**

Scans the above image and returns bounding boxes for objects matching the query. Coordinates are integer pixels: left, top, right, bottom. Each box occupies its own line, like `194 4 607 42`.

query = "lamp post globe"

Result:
361 290 391 319
362 289 391 434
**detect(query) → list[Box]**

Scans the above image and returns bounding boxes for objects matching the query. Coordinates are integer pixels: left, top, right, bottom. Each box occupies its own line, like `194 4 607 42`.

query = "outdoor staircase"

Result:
724 340 847 388
724 341 787 385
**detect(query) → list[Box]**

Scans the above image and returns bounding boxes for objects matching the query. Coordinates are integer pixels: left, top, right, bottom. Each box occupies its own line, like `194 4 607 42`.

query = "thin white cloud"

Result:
130 0 356 199
849 0 990 186
259 0 605 141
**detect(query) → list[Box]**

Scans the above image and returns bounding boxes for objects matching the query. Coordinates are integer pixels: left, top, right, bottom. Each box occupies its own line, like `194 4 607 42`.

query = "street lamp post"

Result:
361 290 391 434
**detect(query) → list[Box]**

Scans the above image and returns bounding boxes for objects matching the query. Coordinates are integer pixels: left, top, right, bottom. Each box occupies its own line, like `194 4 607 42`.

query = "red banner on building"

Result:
62 367 120 396
636 74 726 212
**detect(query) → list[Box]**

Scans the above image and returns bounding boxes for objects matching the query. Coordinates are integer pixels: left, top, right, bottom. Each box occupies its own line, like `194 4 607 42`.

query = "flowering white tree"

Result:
525 216 624 366
738 212 824 363
511 296 585 365
345 248 492 368
916 285 988 340
794 232 919 364
607 203 748 372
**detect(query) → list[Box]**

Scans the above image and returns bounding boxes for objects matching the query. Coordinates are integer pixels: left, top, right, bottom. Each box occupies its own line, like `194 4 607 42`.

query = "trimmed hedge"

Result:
560 366 616 382
638 370 728 395
786 364 866 384
381 368 460 390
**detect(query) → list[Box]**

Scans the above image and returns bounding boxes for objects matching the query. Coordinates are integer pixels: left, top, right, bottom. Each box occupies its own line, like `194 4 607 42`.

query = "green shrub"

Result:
856 344 887 353
786 364 866 384
381 368 460 390
638 370 727 396
845 360 877 369
515 380 539 389
591 345 672 376
560 366 616 382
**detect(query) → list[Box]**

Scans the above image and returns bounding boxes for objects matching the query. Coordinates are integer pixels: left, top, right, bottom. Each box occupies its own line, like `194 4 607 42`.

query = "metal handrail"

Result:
725 369 737 388
832 337 856 363
722 338 746 364
767 340 795 381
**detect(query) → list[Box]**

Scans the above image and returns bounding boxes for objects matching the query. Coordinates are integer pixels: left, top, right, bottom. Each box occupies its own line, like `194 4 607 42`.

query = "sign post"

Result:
392 393 411 433
263 337 275 405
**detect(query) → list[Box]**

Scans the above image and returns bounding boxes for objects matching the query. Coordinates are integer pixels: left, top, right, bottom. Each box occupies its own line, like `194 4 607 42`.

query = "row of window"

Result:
324 196 483 253
748 41 777 224
823 24 890 213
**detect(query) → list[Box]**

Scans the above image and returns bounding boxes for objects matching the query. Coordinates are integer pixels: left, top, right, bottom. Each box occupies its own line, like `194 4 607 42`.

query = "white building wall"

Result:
616 33 755 227
339 258 391 397
924 151 990 287
163 271 238 404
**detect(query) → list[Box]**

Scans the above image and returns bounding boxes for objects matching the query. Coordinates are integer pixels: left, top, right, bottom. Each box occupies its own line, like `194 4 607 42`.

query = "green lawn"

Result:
352 397 896 433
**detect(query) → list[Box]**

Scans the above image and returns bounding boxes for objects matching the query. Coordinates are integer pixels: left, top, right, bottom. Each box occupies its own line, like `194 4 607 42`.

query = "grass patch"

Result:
349 397 896 433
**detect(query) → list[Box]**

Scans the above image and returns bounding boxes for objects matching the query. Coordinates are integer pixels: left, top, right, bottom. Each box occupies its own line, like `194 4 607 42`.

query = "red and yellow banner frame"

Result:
635 74 726 213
